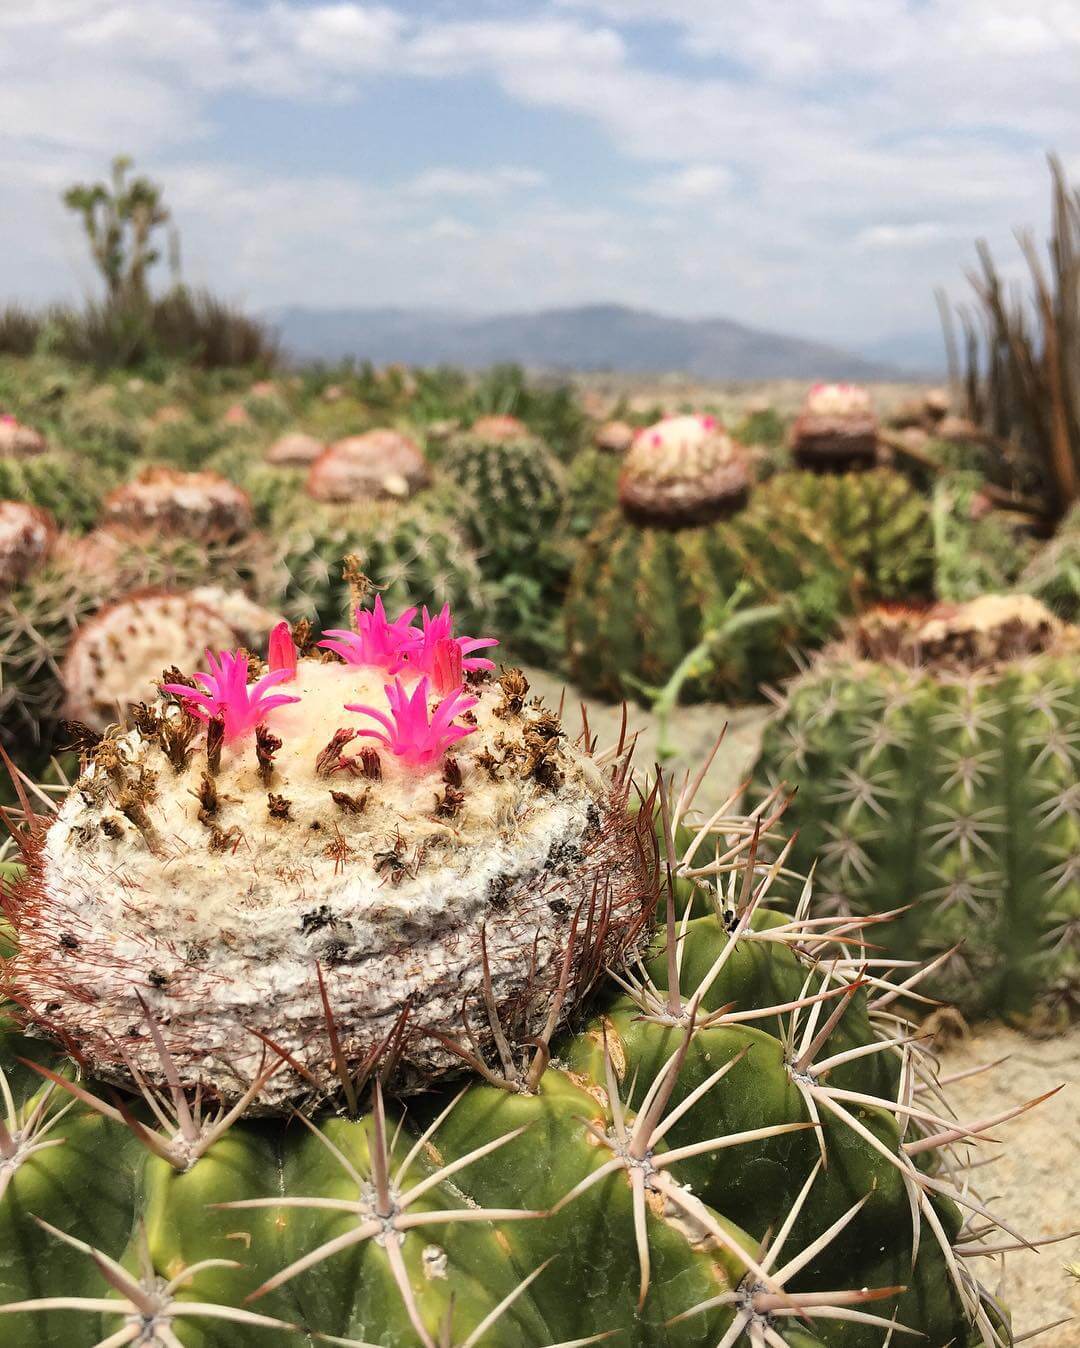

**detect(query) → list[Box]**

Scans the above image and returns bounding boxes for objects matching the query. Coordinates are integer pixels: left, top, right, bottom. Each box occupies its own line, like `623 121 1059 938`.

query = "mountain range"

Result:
268 303 943 380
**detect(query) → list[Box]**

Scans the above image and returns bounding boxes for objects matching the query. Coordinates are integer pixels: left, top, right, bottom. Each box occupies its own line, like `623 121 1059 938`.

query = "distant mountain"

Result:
268 302 900 380
857 328 947 377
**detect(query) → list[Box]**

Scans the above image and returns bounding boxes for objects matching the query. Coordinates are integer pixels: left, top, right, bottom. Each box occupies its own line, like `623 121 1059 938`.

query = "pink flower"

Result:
161 649 300 744
410 604 498 687
345 676 478 768
319 595 420 673
429 637 463 696
267 621 297 681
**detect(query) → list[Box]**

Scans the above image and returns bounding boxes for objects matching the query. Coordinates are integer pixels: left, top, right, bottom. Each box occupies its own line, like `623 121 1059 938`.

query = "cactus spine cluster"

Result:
440 428 567 575
751 595 1080 1022
0 674 1045 1346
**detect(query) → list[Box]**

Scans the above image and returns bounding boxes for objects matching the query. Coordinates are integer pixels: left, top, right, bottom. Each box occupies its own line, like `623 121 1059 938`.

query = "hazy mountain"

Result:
268 302 900 380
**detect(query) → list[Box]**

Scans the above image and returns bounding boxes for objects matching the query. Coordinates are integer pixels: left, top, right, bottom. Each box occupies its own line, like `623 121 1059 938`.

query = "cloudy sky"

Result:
2 0 1078 352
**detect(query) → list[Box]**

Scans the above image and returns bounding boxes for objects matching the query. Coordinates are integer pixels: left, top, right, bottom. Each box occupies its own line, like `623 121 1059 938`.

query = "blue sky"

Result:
1 1 1078 350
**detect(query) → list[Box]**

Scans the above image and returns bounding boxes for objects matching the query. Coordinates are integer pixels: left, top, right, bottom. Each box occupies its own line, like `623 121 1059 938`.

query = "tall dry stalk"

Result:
942 154 1080 520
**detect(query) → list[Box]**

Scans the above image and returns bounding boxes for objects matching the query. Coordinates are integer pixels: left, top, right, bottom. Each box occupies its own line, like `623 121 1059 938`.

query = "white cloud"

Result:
405 166 547 197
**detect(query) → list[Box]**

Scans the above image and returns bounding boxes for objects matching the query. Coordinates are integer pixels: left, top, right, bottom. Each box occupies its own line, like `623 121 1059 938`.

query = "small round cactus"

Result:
618 414 752 528
102 467 254 542
0 502 55 591
593 419 636 454
307 430 432 504
264 430 325 466
0 414 47 458
790 383 879 471
61 587 279 732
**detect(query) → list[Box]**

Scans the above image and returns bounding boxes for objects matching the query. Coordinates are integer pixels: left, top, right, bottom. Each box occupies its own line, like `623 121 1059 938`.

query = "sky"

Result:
1 0 1079 353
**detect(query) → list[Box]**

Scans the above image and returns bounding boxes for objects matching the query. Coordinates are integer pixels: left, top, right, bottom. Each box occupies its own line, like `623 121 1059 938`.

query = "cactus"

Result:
102 466 254 541
751 594 1080 1023
617 415 750 528
0 642 1050 1346
0 415 47 457
440 428 567 574
790 384 879 471
932 472 1036 602
0 503 55 591
61 587 278 732
566 446 626 538
757 469 934 600
282 505 492 635
0 533 279 759
1020 500 1080 619
0 453 111 532
307 430 432 505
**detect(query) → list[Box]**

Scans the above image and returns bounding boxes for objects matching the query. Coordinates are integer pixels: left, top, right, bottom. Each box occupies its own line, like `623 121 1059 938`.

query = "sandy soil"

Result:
525 667 1080 1343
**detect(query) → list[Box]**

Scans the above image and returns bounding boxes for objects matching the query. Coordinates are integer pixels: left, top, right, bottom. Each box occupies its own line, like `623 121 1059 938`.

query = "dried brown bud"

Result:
195 772 218 826
433 785 465 819
497 667 530 716
161 711 199 773
330 789 368 815
206 716 225 776
442 755 463 788
255 724 282 787
358 746 382 780
267 793 292 820
316 728 360 778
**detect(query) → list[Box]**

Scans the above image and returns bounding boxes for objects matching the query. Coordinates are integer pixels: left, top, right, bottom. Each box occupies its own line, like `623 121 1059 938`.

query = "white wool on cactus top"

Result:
16 654 651 1107
803 383 873 417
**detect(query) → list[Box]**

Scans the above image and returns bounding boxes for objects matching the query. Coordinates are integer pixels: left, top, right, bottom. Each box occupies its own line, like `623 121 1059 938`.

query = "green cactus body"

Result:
282 505 491 633
758 469 933 600
0 770 1019 1347
1021 501 1080 620
751 608 1080 1022
0 455 110 533
440 433 566 575
565 445 623 538
565 501 855 702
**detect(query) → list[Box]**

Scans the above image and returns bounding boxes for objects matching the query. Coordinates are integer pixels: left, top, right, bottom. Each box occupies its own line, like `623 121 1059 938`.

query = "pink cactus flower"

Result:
319 596 421 673
411 604 498 684
345 676 478 768
161 649 300 744
267 621 298 682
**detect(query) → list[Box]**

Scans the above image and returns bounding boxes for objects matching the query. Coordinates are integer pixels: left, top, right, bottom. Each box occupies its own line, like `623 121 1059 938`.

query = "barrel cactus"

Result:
0 502 55 591
0 534 278 760
103 467 254 542
0 453 110 532
440 426 566 575
790 384 878 471
751 593 1080 1023
282 505 491 635
307 431 432 505
566 416 853 702
0 625 1053 1344
757 469 933 600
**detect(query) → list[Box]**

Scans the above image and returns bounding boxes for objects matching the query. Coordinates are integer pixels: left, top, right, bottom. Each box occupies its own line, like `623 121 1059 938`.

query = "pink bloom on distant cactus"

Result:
701 415 716 430
267 621 297 682
161 649 300 744
345 676 478 768
319 596 420 673
0 414 14 425
411 604 498 685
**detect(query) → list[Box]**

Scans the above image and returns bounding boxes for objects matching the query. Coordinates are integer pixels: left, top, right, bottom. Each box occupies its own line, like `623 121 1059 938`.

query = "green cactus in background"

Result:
565 445 623 538
0 714 1039 1347
759 468 934 600
565 500 855 703
205 442 308 527
1021 500 1080 619
0 455 115 532
0 534 278 763
932 471 1036 602
282 504 491 633
440 431 567 576
750 596 1080 1023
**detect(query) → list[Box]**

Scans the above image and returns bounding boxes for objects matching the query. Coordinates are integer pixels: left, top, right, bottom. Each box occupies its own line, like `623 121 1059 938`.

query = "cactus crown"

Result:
619 413 751 528
803 382 873 417
851 593 1070 668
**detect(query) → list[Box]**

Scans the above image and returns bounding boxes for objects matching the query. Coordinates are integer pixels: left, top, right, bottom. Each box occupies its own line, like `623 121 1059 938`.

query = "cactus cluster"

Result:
751 594 1080 1022
0 595 1052 1344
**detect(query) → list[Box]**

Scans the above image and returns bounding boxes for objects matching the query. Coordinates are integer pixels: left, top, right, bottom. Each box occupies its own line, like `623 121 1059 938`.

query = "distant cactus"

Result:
1021 500 1080 619
102 466 254 541
790 383 879 471
307 429 432 504
0 502 55 591
0 453 111 532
